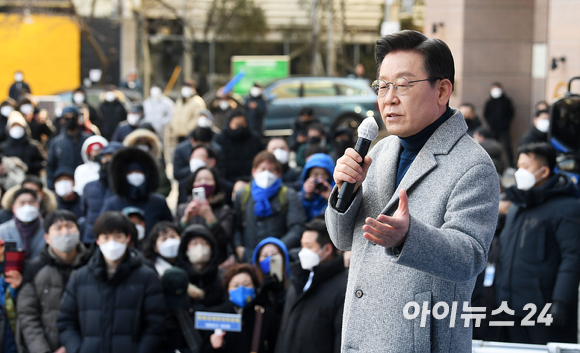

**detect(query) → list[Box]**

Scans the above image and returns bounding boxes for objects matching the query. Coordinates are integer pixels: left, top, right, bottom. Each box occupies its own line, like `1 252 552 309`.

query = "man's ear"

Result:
44 233 50 245
437 79 453 107
539 166 551 180
208 158 217 168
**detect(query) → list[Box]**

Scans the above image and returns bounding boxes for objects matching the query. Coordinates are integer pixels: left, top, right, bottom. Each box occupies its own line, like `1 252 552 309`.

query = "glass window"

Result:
337 83 367 97
303 81 337 97
270 82 300 98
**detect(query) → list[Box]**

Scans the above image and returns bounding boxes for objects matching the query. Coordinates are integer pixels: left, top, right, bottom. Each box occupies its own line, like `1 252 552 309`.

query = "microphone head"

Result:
357 117 379 141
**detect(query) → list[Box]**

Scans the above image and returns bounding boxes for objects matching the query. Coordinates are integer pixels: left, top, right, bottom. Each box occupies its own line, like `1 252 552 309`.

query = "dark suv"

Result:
263 77 383 135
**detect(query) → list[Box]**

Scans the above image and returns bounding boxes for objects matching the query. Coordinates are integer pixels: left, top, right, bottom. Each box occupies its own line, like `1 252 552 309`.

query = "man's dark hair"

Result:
517 142 557 176
375 30 455 95
44 210 78 233
305 219 336 255
534 109 549 118
474 127 495 140
22 176 43 190
142 221 180 260
252 151 282 173
490 82 503 88
305 145 329 160
459 102 475 111
186 167 222 197
12 188 38 208
299 107 314 117
227 109 247 122
191 144 217 161
93 211 134 238
307 122 326 135
190 126 213 142
222 264 260 291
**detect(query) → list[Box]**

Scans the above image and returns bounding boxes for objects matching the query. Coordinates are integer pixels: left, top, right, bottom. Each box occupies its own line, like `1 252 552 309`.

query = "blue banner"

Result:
195 311 242 332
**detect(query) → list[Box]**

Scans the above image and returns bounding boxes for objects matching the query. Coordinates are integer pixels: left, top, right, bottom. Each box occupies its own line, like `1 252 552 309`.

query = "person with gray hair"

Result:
326 30 500 352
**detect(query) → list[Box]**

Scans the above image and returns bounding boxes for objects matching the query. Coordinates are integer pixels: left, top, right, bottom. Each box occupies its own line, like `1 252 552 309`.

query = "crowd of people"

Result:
0 64 578 353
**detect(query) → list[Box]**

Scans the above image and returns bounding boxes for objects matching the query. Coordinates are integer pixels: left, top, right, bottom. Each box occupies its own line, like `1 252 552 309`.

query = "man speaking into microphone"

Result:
325 30 499 352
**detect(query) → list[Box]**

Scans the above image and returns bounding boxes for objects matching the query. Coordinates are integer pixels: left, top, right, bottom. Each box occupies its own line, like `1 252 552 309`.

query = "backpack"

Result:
239 184 288 228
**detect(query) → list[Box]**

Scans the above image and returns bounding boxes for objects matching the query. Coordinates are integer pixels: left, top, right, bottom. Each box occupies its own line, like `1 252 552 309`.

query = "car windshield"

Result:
270 82 300 98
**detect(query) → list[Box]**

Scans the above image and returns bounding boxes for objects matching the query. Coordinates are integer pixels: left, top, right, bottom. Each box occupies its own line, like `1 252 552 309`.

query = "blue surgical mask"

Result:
259 256 271 274
229 286 255 308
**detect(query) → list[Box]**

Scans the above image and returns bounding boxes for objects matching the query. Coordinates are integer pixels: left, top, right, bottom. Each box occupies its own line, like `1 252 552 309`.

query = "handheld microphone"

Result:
336 117 379 212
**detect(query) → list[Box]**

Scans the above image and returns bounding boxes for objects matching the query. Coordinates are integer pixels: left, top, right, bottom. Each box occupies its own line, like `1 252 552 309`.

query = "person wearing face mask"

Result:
519 109 550 147
176 167 234 264
233 152 305 262
0 188 45 258
494 143 580 344
73 135 108 196
251 237 290 314
142 222 182 276
0 176 59 225
111 104 144 143
54 167 83 218
175 224 226 310
295 123 333 168
330 128 354 162
275 219 346 353
122 207 147 248
484 82 515 165
72 87 103 129
0 111 45 176
266 138 302 190
97 85 128 141
0 101 16 143
17 97 55 144
142 83 175 142
244 83 267 136
216 110 264 183
80 142 124 244
210 87 243 131
122 128 172 196
17 210 92 353
57 211 167 353
100 147 173 236
8 71 31 101
46 106 92 191
205 264 279 353
298 153 335 222
458 102 483 137
165 80 206 162
0 149 27 195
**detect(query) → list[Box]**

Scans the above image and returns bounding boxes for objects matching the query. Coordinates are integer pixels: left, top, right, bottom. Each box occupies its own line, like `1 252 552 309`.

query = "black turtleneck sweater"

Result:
396 108 452 187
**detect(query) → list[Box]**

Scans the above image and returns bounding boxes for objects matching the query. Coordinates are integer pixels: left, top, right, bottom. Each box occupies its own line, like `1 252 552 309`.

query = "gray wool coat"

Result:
326 110 500 353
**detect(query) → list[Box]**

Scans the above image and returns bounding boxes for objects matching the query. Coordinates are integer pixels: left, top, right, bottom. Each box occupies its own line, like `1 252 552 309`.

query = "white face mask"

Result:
158 238 180 259
73 93 85 104
1 106 14 117
136 224 146 241
219 100 230 111
197 116 212 128
51 232 79 253
514 167 545 191
250 87 262 98
150 87 162 99
14 73 23 82
535 119 549 133
14 204 39 223
55 179 74 197
189 158 207 173
490 87 503 99
127 114 141 126
128 81 136 89
9 126 25 140
272 148 289 165
105 91 116 102
99 240 127 261
187 244 211 264
20 104 34 115
136 144 150 153
181 86 194 98
254 170 279 189
298 247 324 271
127 172 145 187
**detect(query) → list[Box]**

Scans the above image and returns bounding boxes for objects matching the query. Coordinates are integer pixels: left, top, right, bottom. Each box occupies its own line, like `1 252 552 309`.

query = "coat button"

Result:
355 289 363 298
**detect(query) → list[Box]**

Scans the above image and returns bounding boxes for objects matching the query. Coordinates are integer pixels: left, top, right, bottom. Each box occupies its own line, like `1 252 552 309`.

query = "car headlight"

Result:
366 110 374 117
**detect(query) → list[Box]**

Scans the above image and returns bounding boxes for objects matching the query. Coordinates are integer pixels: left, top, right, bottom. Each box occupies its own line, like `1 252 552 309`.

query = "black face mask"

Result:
228 126 250 140
308 136 322 145
335 140 352 155
64 117 79 131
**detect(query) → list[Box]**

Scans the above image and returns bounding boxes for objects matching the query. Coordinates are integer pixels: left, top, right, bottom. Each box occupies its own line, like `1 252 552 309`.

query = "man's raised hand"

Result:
362 189 410 248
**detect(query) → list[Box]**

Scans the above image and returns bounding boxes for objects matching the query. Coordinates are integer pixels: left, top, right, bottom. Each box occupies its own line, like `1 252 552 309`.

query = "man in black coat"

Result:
215 109 264 183
484 82 515 165
244 83 267 135
519 110 549 147
46 106 91 190
57 211 167 353
275 219 346 353
97 87 127 141
495 143 580 344
173 126 215 183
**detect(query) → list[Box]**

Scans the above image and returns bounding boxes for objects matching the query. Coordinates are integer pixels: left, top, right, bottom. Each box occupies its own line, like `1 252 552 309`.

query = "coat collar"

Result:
380 109 468 215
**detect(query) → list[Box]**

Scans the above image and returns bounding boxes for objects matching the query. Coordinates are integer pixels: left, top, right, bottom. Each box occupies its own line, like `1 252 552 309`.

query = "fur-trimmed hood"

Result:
108 147 160 198
1 184 58 215
122 128 162 159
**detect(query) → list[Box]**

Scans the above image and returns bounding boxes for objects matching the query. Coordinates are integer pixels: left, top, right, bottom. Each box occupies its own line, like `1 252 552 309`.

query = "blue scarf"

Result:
251 178 282 217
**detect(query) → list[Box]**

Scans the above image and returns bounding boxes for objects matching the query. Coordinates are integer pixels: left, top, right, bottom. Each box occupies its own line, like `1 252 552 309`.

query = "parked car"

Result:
262 76 383 136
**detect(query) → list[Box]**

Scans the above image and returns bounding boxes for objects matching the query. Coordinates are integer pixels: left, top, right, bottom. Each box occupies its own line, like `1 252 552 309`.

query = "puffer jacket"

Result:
215 127 264 182
18 244 92 353
97 97 127 141
46 130 92 189
57 248 166 353
0 136 45 176
175 224 226 310
100 147 173 234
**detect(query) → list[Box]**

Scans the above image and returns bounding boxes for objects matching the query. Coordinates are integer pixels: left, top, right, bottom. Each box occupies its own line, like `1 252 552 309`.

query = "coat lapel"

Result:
380 110 468 215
